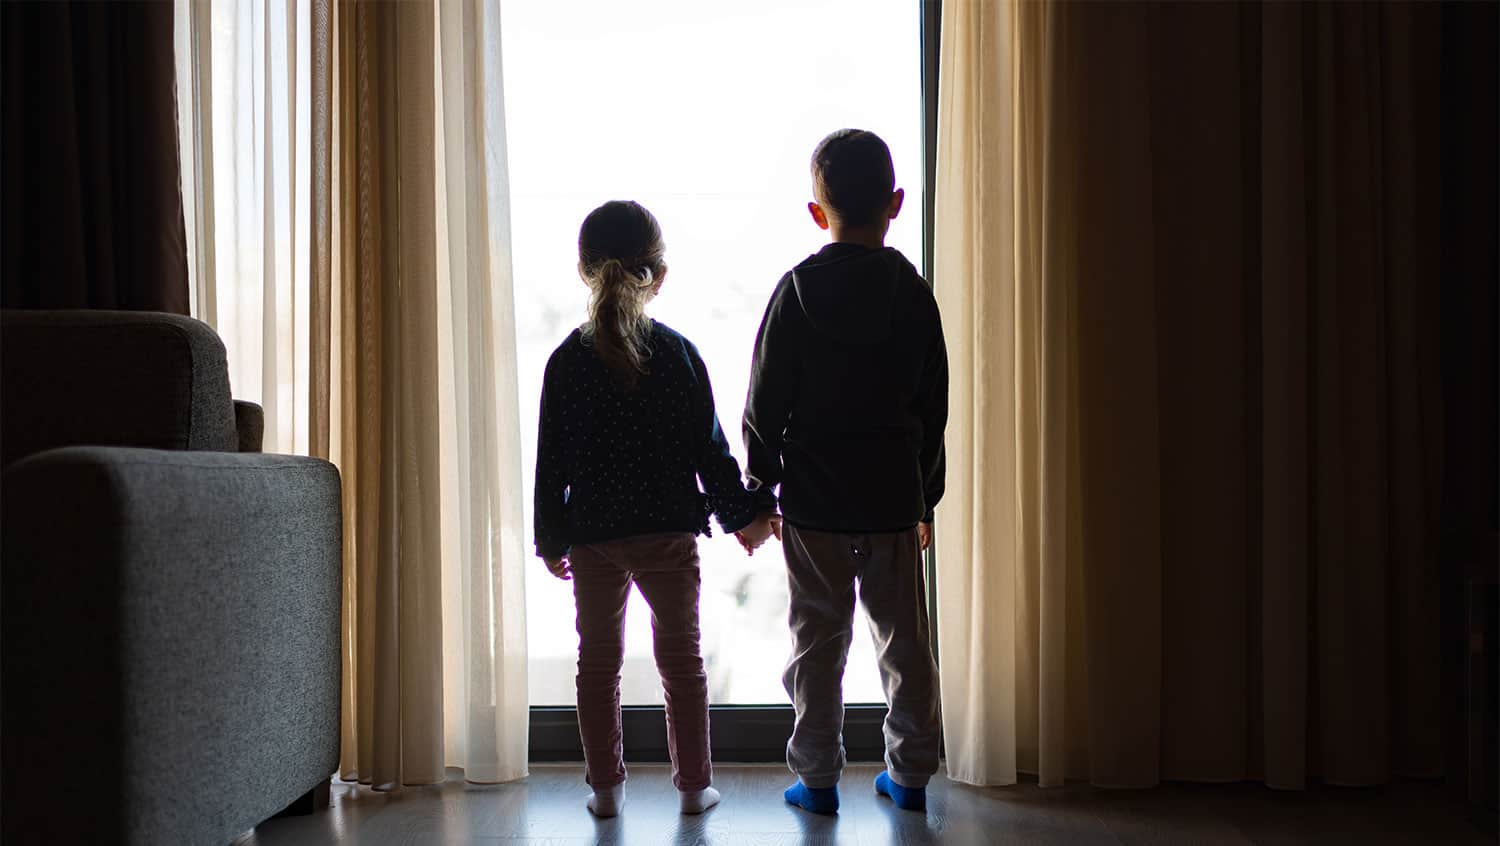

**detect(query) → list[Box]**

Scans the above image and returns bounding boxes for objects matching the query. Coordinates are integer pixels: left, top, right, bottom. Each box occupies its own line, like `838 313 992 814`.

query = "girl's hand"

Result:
917 522 932 551
544 556 572 580
735 513 782 555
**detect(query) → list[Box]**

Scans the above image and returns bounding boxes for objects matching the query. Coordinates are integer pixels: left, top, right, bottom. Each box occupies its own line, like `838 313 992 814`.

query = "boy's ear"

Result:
808 201 831 231
888 188 905 220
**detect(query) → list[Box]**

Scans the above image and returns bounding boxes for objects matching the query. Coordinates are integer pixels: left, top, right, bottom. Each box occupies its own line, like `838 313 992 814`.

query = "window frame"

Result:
526 0 942 765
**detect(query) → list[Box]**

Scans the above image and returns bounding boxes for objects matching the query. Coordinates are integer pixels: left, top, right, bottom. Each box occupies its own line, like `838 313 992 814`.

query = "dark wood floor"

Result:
236 763 1489 845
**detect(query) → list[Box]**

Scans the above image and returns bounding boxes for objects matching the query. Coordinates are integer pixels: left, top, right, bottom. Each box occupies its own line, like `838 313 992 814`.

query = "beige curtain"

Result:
176 0 322 454
933 0 1085 789
178 0 529 789
935 0 1443 789
333 0 529 788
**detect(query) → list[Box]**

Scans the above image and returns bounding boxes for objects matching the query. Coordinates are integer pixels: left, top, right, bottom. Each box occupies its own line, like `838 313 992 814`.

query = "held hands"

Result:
543 556 572 581
735 512 783 555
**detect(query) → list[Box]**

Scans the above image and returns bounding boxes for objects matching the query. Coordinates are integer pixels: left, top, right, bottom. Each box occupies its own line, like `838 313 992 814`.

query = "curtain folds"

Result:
3 1 188 312
334 0 446 788
933 0 1085 789
174 0 316 454
332 0 529 787
177 0 529 789
431 0 530 784
935 0 1443 789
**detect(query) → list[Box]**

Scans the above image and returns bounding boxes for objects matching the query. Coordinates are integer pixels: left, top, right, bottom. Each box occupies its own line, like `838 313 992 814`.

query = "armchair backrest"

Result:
1 310 238 467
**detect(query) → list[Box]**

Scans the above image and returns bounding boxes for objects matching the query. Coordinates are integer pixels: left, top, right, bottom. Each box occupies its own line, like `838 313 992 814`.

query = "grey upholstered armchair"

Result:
1 310 342 844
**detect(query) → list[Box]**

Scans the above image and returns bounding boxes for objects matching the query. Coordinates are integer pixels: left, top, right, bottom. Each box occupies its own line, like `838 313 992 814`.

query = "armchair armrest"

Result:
2 447 342 845
234 399 265 452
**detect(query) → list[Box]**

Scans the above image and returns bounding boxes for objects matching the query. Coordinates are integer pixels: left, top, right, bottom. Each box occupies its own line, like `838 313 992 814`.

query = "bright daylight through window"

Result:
503 1 923 706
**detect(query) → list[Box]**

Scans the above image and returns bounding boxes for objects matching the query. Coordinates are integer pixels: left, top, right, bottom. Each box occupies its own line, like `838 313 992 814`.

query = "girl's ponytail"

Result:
578 201 667 389
585 257 657 388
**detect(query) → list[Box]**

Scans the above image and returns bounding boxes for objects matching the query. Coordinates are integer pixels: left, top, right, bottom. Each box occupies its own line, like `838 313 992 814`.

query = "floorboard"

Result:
234 763 1487 846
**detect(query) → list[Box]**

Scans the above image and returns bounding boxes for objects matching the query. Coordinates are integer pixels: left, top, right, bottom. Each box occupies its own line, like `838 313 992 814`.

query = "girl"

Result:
534 200 778 817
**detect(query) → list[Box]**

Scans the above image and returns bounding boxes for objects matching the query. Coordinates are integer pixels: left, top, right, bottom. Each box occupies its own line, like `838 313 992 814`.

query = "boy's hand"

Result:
917 522 932 551
735 512 782 555
544 556 572 581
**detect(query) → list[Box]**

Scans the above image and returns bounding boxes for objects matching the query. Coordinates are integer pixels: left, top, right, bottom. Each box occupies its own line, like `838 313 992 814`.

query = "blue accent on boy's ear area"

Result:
784 782 840 815
874 771 926 812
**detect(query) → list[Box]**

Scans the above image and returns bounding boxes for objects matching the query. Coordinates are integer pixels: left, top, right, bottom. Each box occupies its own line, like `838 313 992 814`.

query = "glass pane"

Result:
504 1 923 706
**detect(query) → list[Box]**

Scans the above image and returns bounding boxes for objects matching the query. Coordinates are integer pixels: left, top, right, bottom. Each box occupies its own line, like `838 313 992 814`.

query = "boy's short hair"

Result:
811 129 895 227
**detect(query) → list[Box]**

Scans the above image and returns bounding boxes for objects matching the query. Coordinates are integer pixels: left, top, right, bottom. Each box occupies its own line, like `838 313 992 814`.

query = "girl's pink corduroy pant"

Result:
568 532 711 791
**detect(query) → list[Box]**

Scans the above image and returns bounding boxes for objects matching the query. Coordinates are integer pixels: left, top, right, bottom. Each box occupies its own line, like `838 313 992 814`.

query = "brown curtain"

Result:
936 0 1449 788
1 1 188 313
1072 0 1444 787
1436 0 1499 805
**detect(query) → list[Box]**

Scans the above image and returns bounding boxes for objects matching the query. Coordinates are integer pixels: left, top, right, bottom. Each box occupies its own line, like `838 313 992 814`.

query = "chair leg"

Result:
273 777 331 818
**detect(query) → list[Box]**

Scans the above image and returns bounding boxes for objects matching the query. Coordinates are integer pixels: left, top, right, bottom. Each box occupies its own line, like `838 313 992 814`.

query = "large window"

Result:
503 1 924 707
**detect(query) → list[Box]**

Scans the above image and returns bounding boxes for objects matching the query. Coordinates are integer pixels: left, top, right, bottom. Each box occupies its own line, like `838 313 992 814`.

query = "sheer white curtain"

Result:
432 0 530 783
174 0 313 454
176 0 529 785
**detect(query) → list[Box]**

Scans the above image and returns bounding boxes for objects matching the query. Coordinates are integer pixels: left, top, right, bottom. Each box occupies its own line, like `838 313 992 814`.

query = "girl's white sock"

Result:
679 785 721 814
587 783 624 817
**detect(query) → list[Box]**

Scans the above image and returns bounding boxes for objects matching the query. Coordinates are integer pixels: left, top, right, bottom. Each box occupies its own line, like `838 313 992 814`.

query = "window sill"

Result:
529 704 891 763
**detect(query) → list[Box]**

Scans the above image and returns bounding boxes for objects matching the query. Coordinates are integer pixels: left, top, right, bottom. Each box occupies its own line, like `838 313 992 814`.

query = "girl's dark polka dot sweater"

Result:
533 320 763 560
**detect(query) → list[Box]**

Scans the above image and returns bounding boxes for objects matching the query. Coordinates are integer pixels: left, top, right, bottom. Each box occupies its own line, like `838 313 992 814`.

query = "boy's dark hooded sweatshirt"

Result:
744 242 947 533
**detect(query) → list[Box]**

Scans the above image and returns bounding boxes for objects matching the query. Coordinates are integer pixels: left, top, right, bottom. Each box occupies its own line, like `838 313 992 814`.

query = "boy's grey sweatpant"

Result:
781 523 942 789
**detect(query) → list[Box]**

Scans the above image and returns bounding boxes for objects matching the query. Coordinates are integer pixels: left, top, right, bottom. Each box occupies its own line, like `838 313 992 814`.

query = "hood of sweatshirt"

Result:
790 243 908 345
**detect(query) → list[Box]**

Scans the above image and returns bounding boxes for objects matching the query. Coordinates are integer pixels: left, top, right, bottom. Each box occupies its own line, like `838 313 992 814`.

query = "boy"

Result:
743 129 947 814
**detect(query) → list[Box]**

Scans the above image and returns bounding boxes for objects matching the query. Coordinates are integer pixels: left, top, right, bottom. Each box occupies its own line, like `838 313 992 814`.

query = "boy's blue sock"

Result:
874 771 926 812
783 781 839 815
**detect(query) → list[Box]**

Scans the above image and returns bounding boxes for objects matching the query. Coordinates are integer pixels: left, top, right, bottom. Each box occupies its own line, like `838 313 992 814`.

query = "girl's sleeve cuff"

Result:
716 502 757 536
